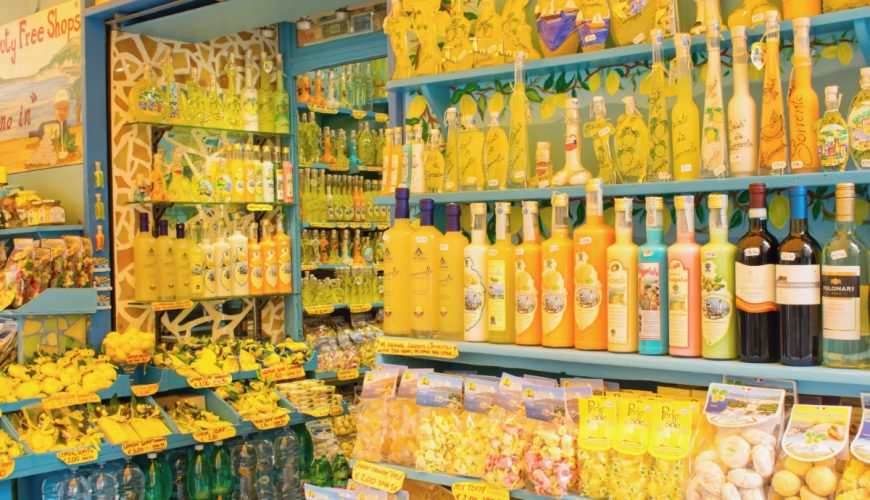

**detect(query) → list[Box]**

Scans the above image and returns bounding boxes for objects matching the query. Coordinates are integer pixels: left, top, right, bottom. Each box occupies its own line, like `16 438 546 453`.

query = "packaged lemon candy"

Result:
351 368 401 462
414 373 463 473
770 404 852 500
522 385 576 497
383 368 430 466
609 395 653 499
562 385 593 493
687 383 786 500
648 398 693 499
841 392 870 499
562 377 605 395
483 373 528 490
451 377 499 477
577 394 616 498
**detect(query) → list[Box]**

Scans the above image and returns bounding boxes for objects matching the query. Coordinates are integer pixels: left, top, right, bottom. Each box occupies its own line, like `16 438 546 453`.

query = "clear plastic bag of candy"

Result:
647 398 694 499
414 373 463 473
483 373 528 491
562 384 593 494
450 377 500 477
383 368 429 466
522 385 576 498
838 394 870 499
352 368 400 462
577 394 616 499
608 395 654 499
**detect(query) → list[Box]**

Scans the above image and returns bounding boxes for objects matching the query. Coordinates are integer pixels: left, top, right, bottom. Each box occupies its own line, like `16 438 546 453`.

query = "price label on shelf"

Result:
349 303 371 313
304 305 335 315
259 364 305 382
187 373 233 389
301 264 317 271
374 113 389 123
57 446 99 466
250 413 290 430
376 338 459 359
130 383 160 397
305 407 330 418
192 425 237 443
246 203 274 212
42 392 101 410
376 223 390 230
330 165 350 172
309 222 332 229
452 482 509 500
351 109 368 120
152 300 194 311
309 104 339 114
329 404 345 416
351 460 405 493
336 223 349 229
122 437 168 456
337 368 360 380
0 460 13 480
125 353 152 365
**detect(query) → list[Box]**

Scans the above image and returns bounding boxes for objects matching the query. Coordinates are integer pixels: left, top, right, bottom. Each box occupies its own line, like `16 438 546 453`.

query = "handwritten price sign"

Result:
125 353 152 365
337 368 360 380
348 303 371 313
130 383 160 397
452 482 509 500
250 413 290 430
187 373 232 389
192 425 237 443
42 392 101 410
259 364 305 382
57 446 99 466
152 300 193 311
121 437 168 456
351 460 405 493
376 338 459 359
304 305 335 315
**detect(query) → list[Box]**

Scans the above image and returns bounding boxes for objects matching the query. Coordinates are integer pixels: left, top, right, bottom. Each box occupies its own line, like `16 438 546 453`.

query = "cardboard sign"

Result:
376 338 459 359
351 460 405 493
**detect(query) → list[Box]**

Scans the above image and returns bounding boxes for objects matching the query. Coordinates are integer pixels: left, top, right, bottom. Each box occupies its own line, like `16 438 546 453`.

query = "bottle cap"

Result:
522 200 539 214
470 202 487 215
732 25 746 37
749 183 767 208
551 192 569 207
445 203 461 232
861 67 870 87
495 202 511 215
147 453 157 459
674 195 693 210
614 197 632 212
646 196 663 211
176 223 185 238
650 29 663 44
420 198 434 212
836 182 856 198
592 96 605 106
825 85 840 100
675 33 691 58
793 17 810 30
706 19 721 39
836 183 855 221
708 193 728 209
790 185 808 219
489 111 501 120
194 444 204 451
566 98 579 111
139 213 149 232
158 219 169 236
586 178 603 192
764 9 779 27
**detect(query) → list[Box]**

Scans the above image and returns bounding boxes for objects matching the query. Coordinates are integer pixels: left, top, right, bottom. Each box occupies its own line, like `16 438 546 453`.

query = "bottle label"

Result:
279 247 292 287
218 249 232 294
204 249 216 294
736 263 777 313
265 249 279 288
515 259 538 334
542 258 567 335
775 264 821 305
574 251 603 330
464 257 486 333
821 265 860 340
668 259 689 348
412 239 435 322
607 260 628 345
232 244 249 288
701 260 733 346
848 101 870 157
487 260 507 332
818 123 849 169
638 262 662 341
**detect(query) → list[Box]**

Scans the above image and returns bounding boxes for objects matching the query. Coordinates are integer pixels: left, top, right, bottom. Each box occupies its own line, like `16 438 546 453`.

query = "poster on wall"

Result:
0 0 82 173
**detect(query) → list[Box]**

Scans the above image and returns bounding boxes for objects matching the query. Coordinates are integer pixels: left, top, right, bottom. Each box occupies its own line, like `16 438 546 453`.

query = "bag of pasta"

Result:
770 404 852 500
414 373 463 473
562 384 593 494
483 373 528 490
523 385 575 498
648 398 693 499
687 383 786 500
451 377 499 477
576 394 616 499
382 368 429 466
352 368 400 462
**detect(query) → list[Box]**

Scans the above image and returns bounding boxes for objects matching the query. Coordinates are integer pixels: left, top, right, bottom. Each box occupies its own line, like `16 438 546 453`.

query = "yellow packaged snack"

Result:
352 368 400 462
483 373 527 490
577 394 616 498
523 385 576 498
414 373 463 473
450 377 498 477
382 368 429 466
609 395 653 499
563 385 593 493
648 398 692 499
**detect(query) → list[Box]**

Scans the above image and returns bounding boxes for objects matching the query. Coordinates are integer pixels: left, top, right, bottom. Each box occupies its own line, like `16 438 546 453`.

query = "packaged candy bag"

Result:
483 373 528 490
839 393 870 499
5 239 34 308
414 373 463 473
770 404 852 500
648 398 693 499
79 237 94 287
523 385 575 498
451 377 499 477
563 384 593 493
687 383 786 500
61 235 82 288
576 394 616 499
41 239 66 288
383 368 428 466
609 394 654 499
30 247 52 301
352 368 400 462
562 377 605 395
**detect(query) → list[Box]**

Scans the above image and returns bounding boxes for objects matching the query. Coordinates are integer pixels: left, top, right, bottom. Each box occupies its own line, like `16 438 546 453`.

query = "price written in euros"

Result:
452 482 509 500
187 373 233 389
130 383 160 397
121 437 168 456
57 446 99 465
192 425 237 443
42 392 101 410
250 413 290 430
259 364 305 382
375 338 459 359
351 460 405 493
152 299 194 311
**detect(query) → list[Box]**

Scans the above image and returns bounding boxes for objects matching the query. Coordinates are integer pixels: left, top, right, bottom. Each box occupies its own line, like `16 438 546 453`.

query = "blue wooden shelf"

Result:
374 170 870 205
297 102 386 121
301 221 389 230
377 337 870 397
0 224 83 239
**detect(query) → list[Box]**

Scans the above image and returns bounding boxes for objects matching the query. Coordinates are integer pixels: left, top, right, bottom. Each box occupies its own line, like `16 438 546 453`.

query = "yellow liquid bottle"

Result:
248 222 265 295
275 215 293 294
584 97 616 184
230 144 245 202
156 220 176 301
443 108 461 193
614 96 649 183
671 33 701 180
424 128 446 193
174 223 191 300
788 17 820 173
484 111 509 190
243 144 257 202
516 201 542 345
648 29 672 182
133 213 158 302
383 187 413 336
381 128 394 194
607 198 639 353
507 52 530 189
439 204 468 341
411 199 442 338
488 202 516 343
758 10 788 175
189 222 205 299
542 192 574 348
261 221 278 294
459 114 485 191
464 203 490 342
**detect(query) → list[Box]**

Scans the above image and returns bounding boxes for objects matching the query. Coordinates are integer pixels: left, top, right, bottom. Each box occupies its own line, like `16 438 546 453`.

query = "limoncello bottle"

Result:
189 222 205 299
542 192 573 347
638 197 668 355
788 17 820 173
257 57 274 133
248 222 264 295
182 68 207 126
532 141 552 188
459 115 485 191
134 213 158 302
241 50 259 132
410 124 425 194
507 52 530 189
728 26 757 177
381 128 394 194
701 194 738 359
243 144 256 202
206 73 225 129
758 10 788 175
213 222 232 298
223 56 243 130
484 111 509 190
274 54 290 134
202 224 217 298
401 126 413 189
464 203 489 342
439 204 467 340
553 97 589 186
647 30 672 182
383 187 413 336
128 64 166 123
700 20 728 179
175 223 191 300
847 67 870 169
443 108 461 192
424 128 446 193
573 178 614 350
607 198 638 353
411 199 441 338
488 202 516 343
671 33 700 180
668 196 702 357
162 49 181 125
228 214 249 296
516 201 542 345
584 97 616 184
261 220 279 295
230 144 245 203
817 85 850 172
614 96 649 183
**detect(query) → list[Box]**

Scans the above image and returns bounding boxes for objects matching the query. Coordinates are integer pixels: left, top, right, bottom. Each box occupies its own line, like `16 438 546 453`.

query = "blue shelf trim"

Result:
377 338 870 397
0 225 83 239
296 102 384 120
0 288 97 318
301 221 389 230
310 366 371 380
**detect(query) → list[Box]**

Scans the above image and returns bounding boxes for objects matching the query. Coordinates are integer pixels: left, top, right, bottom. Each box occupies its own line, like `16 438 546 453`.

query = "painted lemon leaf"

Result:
459 94 477 116
605 70 621 96
698 63 708 85
488 92 504 114
638 72 652 95
768 193 790 229
838 42 853 66
588 73 602 94
539 205 552 235
407 95 428 119
461 204 472 233
509 208 523 237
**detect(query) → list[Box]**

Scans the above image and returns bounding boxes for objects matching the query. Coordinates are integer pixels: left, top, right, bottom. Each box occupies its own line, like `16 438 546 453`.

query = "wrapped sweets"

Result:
483 373 528 490
451 377 499 477
577 394 616 499
647 398 693 500
838 397 870 499
562 384 593 493
383 368 430 465
414 373 463 473
523 385 576 497
352 368 401 462
770 404 852 500
687 383 786 500
608 395 653 499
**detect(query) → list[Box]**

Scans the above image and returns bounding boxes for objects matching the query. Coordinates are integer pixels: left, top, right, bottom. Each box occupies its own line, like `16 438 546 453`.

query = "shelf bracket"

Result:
854 17 870 65
421 84 451 124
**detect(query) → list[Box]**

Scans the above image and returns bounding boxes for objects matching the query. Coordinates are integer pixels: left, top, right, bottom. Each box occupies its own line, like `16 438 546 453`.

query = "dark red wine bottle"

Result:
736 183 780 362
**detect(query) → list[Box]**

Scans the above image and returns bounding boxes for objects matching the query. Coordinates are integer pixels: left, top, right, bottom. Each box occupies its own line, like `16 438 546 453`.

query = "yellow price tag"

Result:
304 305 335 315
251 413 290 430
337 368 360 380
192 425 237 443
42 393 101 410
305 407 330 418
374 113 389 123
351 109 368 120
309 104 339 114
130 383 160 397
259 364 305 382
121 437 168 456
246 203 273 212
351 460 406 493
301 264 317 271
0 460 13 480
349 303 372 313
57 447 99 466
152 300 194 311
452 482 509 500
376 338 459 359
187 373 233 389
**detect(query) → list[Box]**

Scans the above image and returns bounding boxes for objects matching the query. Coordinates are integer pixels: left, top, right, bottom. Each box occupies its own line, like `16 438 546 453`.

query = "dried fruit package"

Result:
562 383 593 493
352 368 400 462
79 237 94 287
576 394 616 499
41 239 66 288
450 377 499 477
648 398 693 499
770 404 852 499
609 394 654 499
61 235 82 288
30 248 52 301
839 392 870 498
483 373 528 490
523 385 575 498
687 383 786 500
5 239 34 308
383 368 429 466
414 373 463 473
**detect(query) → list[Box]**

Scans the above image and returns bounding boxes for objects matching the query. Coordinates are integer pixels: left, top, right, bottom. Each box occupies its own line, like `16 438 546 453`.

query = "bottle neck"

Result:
749 208 768 232
586 191 603 219
523 211 539 242
789 217 808 235
835 219 855 235
615 226 632 243
471 228 486 244
646 226 662 243
421 209 434 227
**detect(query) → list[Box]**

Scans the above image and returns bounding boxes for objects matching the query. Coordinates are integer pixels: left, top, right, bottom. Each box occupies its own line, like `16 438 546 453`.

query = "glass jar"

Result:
27 201 42 226
47 201 65 225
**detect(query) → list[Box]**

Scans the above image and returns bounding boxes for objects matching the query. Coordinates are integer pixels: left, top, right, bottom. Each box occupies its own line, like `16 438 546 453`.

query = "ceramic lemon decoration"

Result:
442 0 475 72
474 0 505 68
502 0 541 62
384 0 414 80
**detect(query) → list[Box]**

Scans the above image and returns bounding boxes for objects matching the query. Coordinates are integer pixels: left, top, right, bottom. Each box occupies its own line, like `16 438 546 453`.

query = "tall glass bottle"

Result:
274 54 290 134
241 50 259 132
777 186 821 366
411 199 441 338
614 96 649 183
134 213 158 302
464 203 489 342
459 115 485 191
574 178 614 350
638 196 668 355
701 21 729 179
186 445 212 500
257 57 274 133
668 195 702 357
788 17 820 173
647 30 672 182
507 52 530 189
488 202 516 343
671 33 700 181
190 222 205 299
223 56 243 130
443 108 461 193
383 187 413 336
175 223 191 300
543 193 574 348
554 97 590 186
248 222 264 295
822 183 869 368
701 194 738 359
156 219 176 301
817 85 850 172
381 128 395 194
214 222 232 298
847 67 870 169
439 204 467 341
736 183 780 362
728 26 757 177
584 97 617 184
162 49 180 125
424 128 446 193
143 453 167 500
261 220 279 295
203 223 217 298
516 201 542 346
607 198 638 353
484 111 509 190
758 10 788 175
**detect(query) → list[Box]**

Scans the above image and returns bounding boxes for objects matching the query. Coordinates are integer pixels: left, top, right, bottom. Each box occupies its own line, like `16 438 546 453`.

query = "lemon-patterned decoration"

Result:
0 349 117 403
